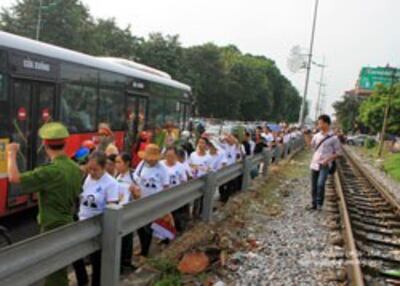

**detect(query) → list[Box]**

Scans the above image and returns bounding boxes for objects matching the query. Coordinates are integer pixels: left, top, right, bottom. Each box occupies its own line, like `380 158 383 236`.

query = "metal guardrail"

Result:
0 138 305 286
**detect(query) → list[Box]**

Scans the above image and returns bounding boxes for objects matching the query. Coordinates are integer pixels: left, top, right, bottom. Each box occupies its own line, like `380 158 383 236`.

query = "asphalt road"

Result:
0 207 40 248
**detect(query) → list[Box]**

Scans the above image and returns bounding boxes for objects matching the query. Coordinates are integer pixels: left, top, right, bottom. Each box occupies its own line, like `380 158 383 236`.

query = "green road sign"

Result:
359 67 400 90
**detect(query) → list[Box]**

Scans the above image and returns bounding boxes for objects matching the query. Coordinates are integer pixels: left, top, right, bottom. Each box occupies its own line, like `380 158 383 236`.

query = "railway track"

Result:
332 148 400 286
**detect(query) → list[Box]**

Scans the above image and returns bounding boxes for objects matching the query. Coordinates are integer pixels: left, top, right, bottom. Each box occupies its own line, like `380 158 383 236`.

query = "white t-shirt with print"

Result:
116 172 134 205
221 143 239 165
133 161 169 198
181 160 193 178
261 133 274 143
79 173 120 220
283 134 291 144
161 160 188 187
208 150 228 172
188 151 212 178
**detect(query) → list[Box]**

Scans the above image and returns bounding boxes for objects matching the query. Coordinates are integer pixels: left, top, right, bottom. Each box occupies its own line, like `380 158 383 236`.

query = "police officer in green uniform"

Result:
7 122 82 286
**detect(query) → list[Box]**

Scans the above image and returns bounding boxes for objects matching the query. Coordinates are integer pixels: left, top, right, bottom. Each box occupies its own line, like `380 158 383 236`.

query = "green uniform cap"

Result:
39 122 69 140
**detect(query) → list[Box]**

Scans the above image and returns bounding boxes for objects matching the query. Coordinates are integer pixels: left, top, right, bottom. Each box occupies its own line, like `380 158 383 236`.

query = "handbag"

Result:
315 135 337 175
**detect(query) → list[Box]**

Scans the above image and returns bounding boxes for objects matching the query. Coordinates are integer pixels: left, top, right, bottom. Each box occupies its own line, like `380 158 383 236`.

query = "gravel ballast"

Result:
226 175 344 285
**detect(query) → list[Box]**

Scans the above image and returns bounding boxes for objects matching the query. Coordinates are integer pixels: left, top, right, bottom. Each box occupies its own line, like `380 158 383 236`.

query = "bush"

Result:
364 137 377 149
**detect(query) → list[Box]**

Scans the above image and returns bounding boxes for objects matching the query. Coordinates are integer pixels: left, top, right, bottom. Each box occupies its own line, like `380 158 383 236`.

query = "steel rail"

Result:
334 170 365 286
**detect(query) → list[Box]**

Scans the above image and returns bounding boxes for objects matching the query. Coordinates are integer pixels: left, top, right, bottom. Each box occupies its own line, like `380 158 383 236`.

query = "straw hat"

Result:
98 126 113 137
138 144 161 161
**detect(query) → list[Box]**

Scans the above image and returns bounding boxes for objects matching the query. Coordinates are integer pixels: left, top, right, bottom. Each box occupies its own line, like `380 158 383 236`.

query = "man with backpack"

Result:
308 115 341 211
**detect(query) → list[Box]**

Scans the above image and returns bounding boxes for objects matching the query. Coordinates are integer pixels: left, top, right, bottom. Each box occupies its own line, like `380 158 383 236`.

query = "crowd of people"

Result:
6 120 303 286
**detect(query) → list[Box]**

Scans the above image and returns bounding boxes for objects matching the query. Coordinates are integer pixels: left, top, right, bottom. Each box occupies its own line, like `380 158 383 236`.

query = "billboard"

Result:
359 67 400 90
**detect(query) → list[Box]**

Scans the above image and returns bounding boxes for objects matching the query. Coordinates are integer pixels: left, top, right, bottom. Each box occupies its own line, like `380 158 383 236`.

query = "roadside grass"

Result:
357 145 400 182
383 152 400 182
148 258 181 286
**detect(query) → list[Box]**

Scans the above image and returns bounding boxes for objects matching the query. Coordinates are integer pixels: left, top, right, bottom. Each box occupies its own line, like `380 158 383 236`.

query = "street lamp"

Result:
314 58 327 121
35 0 59 41
35 0 43 40
298 0 320 126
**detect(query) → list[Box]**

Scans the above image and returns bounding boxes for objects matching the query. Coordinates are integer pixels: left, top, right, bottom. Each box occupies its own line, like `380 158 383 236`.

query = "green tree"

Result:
358 83 400 134
1 0 95 52
333 94 363 133
89 18 140 58
183 43 240 119
227 54 273 121
135 33 185 79
0 0 139 57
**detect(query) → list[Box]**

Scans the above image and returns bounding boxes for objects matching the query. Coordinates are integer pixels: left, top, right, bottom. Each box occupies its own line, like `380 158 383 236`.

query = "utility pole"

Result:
314 57 326 121
298 0 320 127
35 0 43 40
377 66 397 157
319 90 326 116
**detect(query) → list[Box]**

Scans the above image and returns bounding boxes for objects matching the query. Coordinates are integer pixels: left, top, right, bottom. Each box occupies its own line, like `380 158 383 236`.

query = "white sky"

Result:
1 0 400 119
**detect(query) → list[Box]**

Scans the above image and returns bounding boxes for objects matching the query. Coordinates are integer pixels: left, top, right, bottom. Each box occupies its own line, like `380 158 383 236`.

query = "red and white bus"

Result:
0 31 192 217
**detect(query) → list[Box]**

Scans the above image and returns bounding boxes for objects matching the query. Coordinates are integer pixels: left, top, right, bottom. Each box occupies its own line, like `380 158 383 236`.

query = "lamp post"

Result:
377 65 397 157
35 0 43 40
314 58 326 121
298 0 320 126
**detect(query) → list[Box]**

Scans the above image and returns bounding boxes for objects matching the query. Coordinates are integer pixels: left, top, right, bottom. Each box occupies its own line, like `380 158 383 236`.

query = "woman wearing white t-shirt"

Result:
131 144 169 258
161 147 188 186
115 152 139 273
207 139 227 172
177 148 193 179
75 151 119 286
161 147 188 233
188 137 212 216
188 137 212 179
219 134 241 203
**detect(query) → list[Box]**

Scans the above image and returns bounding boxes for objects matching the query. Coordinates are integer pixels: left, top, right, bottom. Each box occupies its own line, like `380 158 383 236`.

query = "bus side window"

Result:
164 98 180 127
98 89 125 130
60 84 97 133
148 97 164 128
0 73 5 101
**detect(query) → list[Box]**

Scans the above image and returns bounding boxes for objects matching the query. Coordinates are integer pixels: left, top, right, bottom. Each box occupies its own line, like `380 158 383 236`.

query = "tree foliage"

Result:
358 84 400 135
333 95 364 133
1 0 303 122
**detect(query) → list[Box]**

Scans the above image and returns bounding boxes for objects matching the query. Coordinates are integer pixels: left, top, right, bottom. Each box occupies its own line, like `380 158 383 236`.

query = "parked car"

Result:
346 134 377 146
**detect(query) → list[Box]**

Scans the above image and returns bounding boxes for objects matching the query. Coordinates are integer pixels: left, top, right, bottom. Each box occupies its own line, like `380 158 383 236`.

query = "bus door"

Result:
9 79 56 207
125 94 148 163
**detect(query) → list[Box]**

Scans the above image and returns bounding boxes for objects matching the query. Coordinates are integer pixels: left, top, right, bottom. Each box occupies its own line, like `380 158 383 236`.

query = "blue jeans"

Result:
311 166 330 207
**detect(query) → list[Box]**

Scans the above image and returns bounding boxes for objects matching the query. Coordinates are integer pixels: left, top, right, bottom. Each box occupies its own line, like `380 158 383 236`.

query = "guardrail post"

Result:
101 204 123 286
241 156 252 191
275 146 282 163
283 143 288 159
201 172 217 222
262 149 271 177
